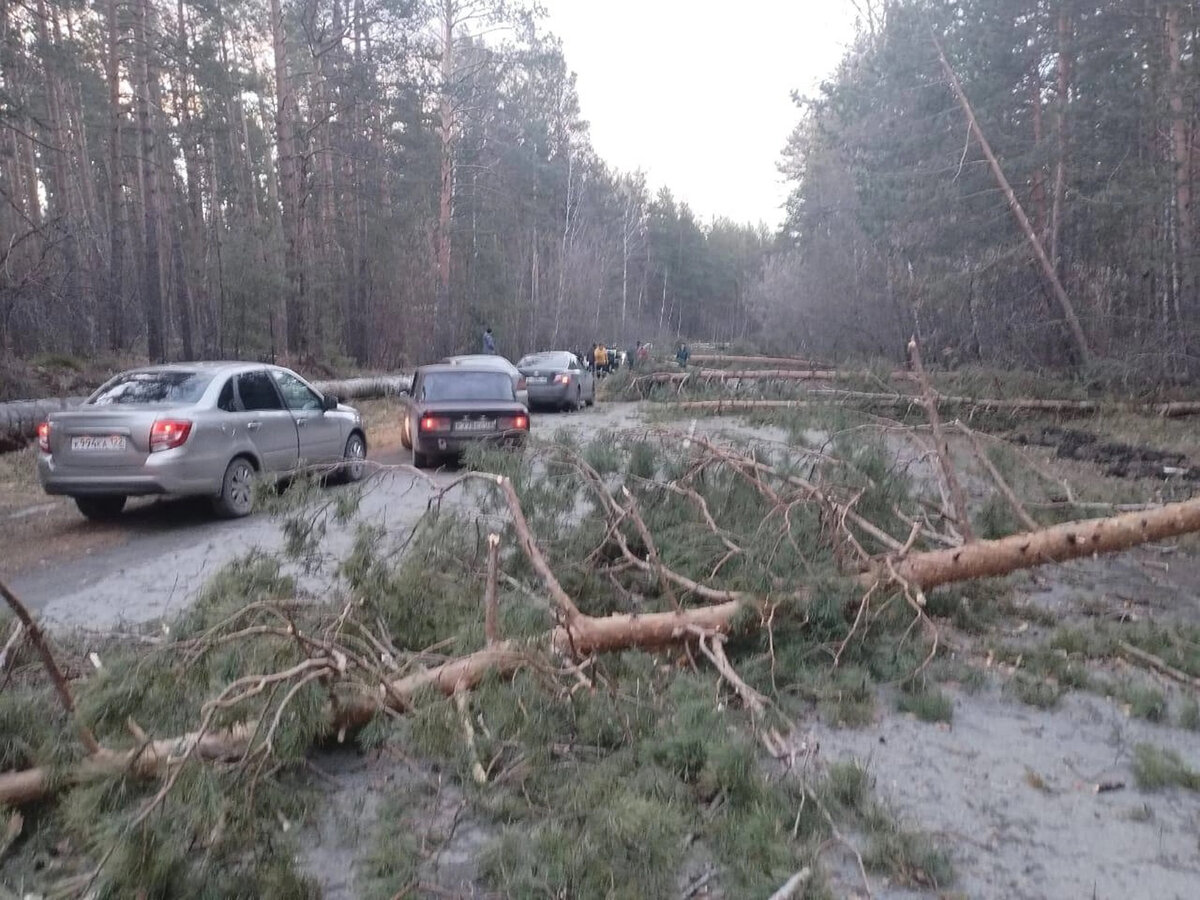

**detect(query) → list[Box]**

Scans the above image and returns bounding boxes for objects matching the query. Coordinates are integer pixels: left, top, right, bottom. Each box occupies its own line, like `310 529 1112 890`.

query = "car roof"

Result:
443 355 516 367
115 361 271 377
417 363 511 374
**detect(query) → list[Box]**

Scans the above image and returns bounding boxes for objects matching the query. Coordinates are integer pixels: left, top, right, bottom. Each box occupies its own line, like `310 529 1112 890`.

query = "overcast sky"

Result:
538 0 861 229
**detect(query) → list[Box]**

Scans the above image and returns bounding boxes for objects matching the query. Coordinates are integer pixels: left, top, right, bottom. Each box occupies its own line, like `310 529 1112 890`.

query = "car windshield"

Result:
518 352 573 369
422 371 513 402
88 370 214 406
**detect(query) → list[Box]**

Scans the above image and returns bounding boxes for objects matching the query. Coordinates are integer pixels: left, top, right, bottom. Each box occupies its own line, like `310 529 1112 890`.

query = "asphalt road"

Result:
5 402 644 631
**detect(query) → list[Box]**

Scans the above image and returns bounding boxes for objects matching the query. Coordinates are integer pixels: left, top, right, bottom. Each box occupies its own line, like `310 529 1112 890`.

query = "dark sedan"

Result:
399 364 529 468
516 351 596 411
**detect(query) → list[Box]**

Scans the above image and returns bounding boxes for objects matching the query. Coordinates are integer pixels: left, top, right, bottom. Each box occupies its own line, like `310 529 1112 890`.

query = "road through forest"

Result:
2 401 645 630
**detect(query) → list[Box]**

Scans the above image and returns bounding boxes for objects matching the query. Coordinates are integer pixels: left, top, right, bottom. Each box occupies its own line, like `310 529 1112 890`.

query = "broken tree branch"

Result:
1117 640 1200 690
0 578 101 755
956 420 1039 532
909 336 974 542
484 533 501 645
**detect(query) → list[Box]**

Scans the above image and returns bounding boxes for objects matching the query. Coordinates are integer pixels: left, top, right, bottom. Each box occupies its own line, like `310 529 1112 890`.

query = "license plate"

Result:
527 376 548 384
453 418 496 433
71 435 127 452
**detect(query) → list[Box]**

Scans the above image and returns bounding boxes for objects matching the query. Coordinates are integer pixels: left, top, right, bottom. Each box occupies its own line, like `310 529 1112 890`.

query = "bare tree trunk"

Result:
105 0 125 351
934 34 1092 366
1166 4 1194 322
435 0 455 354
134 0 165 361
271 0 303 358
1050 7 1071 271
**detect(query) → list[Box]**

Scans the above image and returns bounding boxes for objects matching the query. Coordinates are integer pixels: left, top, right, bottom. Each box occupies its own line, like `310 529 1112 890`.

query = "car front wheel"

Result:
74 495 126 521
213 457 256 518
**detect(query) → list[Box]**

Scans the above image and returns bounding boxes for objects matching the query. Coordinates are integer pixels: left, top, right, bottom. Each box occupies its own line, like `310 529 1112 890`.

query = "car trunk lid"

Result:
46 407 163 468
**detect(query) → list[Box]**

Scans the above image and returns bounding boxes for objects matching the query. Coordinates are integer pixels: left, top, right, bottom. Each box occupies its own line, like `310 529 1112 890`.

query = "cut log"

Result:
0 375 411 448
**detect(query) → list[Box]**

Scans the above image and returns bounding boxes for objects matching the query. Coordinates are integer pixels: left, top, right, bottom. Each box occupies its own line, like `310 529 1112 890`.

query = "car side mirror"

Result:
321 393 339 411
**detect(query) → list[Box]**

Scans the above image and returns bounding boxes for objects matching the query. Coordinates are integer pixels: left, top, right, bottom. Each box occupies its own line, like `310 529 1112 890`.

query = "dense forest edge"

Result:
1 0 1198 378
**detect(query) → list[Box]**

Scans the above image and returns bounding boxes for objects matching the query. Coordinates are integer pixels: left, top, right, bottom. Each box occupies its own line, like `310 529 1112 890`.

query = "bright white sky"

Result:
538 0 861 229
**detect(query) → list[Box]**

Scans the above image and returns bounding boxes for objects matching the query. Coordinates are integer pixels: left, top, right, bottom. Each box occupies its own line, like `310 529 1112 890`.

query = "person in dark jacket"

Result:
482 328 496 354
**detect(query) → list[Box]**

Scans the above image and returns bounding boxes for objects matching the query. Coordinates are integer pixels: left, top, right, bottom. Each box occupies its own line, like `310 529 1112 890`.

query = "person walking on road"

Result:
482 327 496 354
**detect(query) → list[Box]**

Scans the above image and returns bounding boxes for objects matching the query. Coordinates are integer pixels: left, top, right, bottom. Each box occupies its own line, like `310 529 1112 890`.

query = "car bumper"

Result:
527 383 572 405
415 431 527 457
37 455 220 497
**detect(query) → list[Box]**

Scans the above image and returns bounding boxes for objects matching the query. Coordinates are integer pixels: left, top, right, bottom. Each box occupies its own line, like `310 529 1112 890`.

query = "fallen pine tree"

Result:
663 394 1200 418
7 438 1200 805
3 432 1199 895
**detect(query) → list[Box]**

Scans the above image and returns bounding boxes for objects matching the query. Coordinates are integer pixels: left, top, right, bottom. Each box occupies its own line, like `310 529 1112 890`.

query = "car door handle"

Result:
247 421 262 431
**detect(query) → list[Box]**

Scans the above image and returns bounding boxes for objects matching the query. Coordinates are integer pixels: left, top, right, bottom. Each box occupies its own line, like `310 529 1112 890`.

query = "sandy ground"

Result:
4 401 1200 897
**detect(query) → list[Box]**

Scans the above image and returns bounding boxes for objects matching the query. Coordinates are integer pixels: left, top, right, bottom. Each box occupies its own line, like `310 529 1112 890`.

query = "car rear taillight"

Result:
555 374 571 385
150 419 193 452
36 422 51 454
420 415 452 432
517 376 527 391
501 415 529 431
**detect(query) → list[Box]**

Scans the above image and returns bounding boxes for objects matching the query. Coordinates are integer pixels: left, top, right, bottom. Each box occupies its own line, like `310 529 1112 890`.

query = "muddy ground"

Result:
3 398 1200 898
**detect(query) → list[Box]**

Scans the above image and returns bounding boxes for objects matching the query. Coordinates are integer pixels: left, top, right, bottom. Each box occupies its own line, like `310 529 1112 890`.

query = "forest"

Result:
0 0 766 368
763 0 1200 376
0 0 1198 371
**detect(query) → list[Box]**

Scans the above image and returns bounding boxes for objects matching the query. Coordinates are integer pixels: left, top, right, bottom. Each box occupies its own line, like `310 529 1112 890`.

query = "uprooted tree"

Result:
3 424 1199 895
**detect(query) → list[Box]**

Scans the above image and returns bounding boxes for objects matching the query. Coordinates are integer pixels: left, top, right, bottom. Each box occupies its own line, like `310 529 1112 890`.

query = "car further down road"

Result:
399 364 530 468
516 351 595 411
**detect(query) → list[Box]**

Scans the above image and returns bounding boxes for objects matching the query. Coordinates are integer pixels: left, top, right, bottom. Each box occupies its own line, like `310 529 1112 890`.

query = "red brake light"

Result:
517 376 527 390
36 422 51 454
555 373 571 385
420 415 451 432
150 419 192 452
503 415 529 431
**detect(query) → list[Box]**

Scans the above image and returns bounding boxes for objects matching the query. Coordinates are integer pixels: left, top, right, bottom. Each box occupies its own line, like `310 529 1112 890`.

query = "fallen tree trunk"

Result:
0 375 411 449
641 368 918 385
668 396 1106 414
0 397 88 450
688 355 831 369
880 495 1200 589
668 395 1200 420
0 603 750 806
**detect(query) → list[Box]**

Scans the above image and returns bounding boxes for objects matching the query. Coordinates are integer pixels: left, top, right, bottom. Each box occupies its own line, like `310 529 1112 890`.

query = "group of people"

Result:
482 326 690 372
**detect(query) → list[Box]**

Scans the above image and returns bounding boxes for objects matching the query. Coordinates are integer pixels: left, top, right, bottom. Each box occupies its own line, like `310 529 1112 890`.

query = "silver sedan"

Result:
516 351 596 411
36 362 367 520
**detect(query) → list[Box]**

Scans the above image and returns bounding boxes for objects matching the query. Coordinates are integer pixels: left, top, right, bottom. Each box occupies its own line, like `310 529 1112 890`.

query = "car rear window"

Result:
518 353 572 368
88 370 214 406
422 371 514 402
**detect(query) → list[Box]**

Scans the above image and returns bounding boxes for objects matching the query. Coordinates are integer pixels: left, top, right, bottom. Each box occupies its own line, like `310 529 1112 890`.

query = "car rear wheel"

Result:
340 433 367 483
400 416 412 450
585 387 595 408
74 495 126 521
413 447 433 469
213 457 256 518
